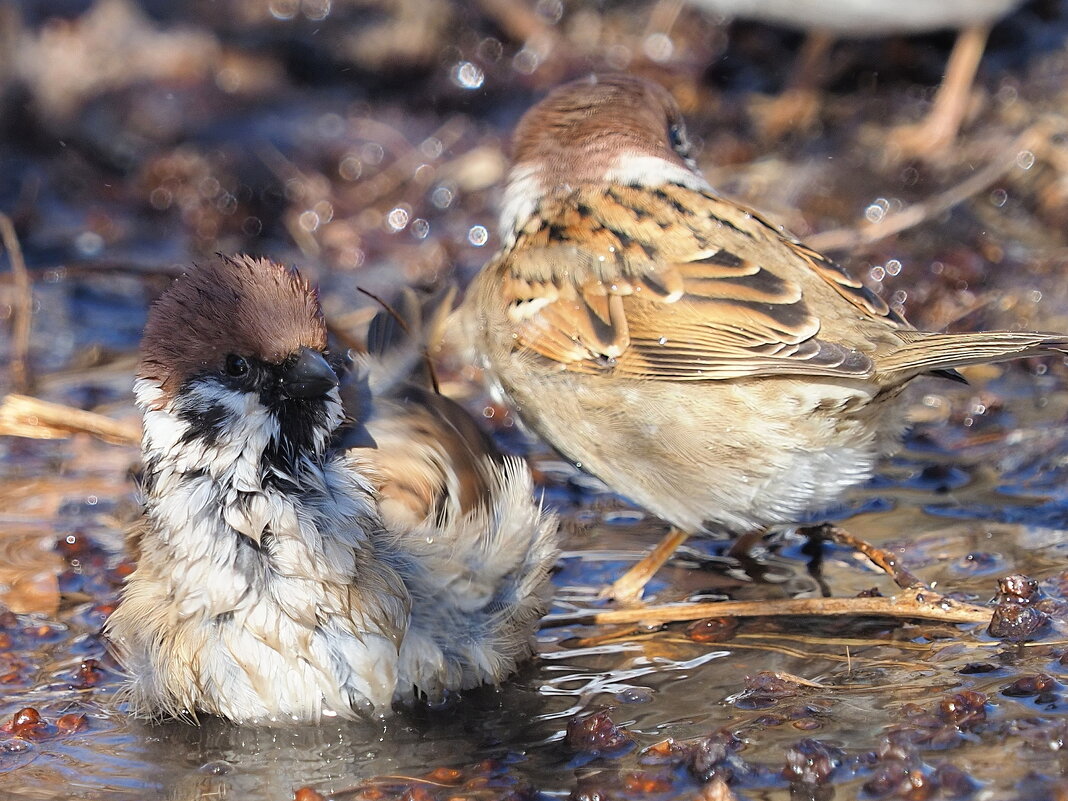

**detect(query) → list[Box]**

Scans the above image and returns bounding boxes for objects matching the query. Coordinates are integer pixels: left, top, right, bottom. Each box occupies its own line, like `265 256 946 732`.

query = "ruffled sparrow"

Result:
106 255 557 723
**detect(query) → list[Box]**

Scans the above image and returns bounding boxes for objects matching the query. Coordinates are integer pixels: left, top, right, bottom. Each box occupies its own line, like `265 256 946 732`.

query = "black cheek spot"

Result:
176 398 231 448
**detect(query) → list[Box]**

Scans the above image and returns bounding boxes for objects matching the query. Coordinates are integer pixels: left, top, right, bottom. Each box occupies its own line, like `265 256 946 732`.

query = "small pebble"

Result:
566 710 633 756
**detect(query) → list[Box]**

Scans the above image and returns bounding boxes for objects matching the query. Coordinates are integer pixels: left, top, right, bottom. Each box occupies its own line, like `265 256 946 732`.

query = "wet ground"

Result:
4 0 1068 798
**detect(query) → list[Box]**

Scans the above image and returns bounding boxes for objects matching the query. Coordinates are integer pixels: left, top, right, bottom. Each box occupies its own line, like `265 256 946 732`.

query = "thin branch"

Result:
475 0 561 47
0 213 32 393
807 126 1044 253
543 588 993 628
0 394 140 446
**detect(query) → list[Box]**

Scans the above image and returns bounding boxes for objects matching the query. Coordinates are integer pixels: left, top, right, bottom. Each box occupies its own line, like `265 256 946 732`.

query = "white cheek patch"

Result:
604 154 713 192
498 163 544 246
138 378 279 483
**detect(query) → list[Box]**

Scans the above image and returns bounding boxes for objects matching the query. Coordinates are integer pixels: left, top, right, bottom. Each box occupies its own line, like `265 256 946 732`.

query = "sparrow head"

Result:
137 255 340 465
500 73 707 240
513 73 694 170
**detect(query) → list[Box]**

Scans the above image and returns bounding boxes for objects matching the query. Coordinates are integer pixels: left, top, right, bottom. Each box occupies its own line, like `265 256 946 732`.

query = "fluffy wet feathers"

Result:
350 292 559 698
109 256 559 723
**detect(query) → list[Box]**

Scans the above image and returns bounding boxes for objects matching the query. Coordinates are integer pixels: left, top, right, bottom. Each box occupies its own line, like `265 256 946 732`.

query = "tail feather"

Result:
365 285 457 396
879 331 1068 377
391 457 559 702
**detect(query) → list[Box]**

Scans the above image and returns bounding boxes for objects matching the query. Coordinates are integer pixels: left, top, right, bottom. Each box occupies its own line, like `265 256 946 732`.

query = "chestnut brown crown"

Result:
139 255 327 404
511 73 692 182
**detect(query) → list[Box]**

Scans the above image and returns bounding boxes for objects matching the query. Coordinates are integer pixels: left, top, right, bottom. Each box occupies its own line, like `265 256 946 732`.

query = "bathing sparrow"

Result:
106 255 557 723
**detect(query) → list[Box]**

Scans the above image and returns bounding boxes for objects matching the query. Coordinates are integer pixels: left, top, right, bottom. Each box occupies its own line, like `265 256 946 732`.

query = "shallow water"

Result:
4 334 1068 800
4 1 1068 799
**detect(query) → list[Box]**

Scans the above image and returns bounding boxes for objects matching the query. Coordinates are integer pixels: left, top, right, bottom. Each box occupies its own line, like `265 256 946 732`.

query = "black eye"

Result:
225 354 249 377
668 122 689 156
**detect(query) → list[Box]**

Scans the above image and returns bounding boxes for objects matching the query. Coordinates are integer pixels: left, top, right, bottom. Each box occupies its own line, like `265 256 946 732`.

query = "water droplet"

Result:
199 760 233 775
315 112 343 138
386 207 410 232
421 137 443 160
268 0 298 20
149 187 172 210
864 198 889 224
362 142 385 166
75 231 104 257
451 61 485 90
339 154 362 181
314 200 334 225
477 37 503 62
534 0 563 23
468 225 489 246
431 185 454 209
642 32 674 63
303 0 331 21
513 48 540 74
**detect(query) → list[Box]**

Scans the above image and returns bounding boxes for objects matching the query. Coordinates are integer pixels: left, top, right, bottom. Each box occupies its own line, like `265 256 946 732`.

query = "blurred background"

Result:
4 1 1068 799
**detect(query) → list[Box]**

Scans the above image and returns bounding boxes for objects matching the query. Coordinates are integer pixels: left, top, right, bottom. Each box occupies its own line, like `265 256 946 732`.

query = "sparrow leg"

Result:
803 523 925 591
887 24 991 158
601 528 691 606
800 529 834 598
725 528 767 559
752 29 834 142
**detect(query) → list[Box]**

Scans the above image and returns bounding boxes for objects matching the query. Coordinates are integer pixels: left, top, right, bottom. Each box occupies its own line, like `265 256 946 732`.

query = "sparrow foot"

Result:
802 523 925 591
885 24 990 160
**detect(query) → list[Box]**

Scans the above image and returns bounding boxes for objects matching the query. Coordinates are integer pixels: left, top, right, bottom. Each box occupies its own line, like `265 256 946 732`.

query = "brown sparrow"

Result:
105 255 557 724
460 73 1067 604
686 0 1024 150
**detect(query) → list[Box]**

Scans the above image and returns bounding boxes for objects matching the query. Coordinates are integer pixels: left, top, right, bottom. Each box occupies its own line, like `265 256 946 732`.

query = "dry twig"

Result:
0 213 32 393
807 126 1044 253
544 588 992 629
0 393 140 445
811 523 924 589
475 0 561 48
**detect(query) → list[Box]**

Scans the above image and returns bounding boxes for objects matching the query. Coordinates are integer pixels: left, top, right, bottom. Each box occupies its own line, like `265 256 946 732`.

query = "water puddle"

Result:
3 1 1068 797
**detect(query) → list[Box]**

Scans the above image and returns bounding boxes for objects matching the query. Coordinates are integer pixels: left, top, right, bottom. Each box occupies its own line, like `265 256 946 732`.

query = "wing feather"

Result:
496 184 903 381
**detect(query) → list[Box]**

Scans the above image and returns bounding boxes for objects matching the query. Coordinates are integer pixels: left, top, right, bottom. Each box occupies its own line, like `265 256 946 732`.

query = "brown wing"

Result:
497 184 889 381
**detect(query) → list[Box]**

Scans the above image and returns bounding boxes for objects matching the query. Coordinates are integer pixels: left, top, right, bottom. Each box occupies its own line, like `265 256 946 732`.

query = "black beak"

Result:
281 347 339 399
